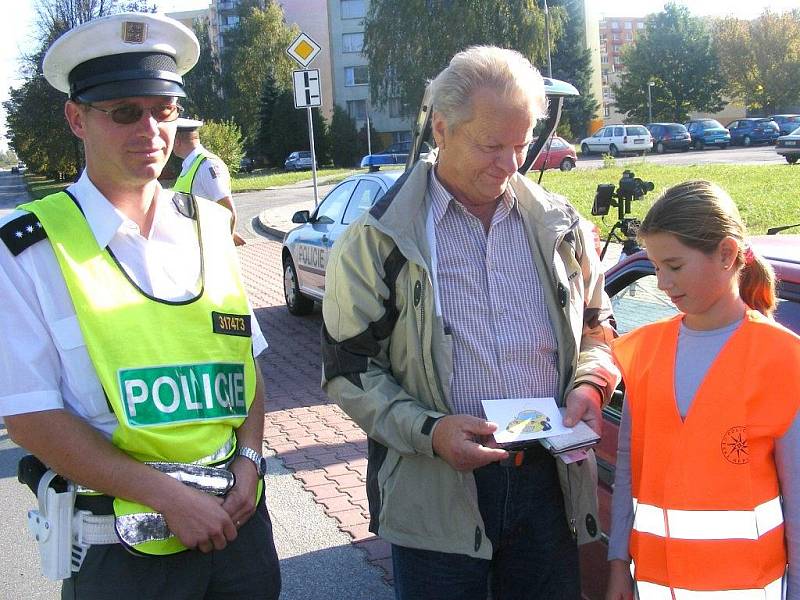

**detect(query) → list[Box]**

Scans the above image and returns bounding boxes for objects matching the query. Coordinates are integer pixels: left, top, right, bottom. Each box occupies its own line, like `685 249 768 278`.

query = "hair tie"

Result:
743 245 755 266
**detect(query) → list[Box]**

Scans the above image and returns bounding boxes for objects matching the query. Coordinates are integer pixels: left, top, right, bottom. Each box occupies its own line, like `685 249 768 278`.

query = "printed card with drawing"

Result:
480 397 570 446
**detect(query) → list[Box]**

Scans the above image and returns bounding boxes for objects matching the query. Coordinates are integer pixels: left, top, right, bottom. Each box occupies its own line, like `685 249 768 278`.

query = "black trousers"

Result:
61 495 281 600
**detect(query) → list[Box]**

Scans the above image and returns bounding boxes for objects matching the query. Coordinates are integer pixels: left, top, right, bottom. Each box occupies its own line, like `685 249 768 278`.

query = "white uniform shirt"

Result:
0 172 266 437
180 146 231 202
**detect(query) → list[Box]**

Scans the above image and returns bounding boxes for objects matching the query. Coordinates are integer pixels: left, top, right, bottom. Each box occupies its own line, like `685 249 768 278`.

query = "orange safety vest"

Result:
612 311 800 599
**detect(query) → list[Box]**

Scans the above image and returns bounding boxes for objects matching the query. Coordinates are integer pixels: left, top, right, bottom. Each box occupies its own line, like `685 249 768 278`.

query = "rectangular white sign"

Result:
293 69 322 109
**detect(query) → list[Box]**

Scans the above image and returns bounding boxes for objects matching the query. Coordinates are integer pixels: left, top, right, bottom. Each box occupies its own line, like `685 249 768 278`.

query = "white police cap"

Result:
176 118 204 131
43 13 199 102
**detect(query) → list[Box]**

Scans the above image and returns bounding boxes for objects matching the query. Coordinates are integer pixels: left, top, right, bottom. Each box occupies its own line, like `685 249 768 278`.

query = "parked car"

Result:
769 114 800 136
284 150 315 171
726 117 780 146
531 136 577 171
580 125 652 156
360 140 411 169
239 157 254 173
282 170 403 314
684 119 730 150
578 233 800 599
10 166 19 174
645 122 691 153
775 125 800 164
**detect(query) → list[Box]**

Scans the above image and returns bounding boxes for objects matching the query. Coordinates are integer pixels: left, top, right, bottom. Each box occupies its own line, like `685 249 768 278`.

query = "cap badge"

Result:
122 21 147 44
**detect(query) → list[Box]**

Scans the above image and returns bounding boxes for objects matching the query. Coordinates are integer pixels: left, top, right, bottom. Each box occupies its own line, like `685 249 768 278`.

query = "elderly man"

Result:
172 117 246 246
0 13 279 599
321 46 619 599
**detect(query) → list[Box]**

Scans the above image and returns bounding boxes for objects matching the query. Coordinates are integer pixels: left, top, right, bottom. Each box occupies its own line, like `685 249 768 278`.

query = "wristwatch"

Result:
235 446 267 477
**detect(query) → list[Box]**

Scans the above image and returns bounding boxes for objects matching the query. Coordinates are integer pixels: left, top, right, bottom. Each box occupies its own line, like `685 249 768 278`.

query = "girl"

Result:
605 180 800 600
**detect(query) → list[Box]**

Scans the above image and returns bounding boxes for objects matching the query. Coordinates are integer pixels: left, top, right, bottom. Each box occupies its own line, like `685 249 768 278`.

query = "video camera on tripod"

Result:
591 170 655 260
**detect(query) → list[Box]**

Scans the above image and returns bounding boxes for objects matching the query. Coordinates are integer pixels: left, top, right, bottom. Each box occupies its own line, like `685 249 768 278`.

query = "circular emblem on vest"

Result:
721 426 749 464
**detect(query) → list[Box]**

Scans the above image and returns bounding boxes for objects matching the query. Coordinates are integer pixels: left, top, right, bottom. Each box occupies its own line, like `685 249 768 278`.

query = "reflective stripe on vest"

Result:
173 152 207 195
636 576 784 600
612 312 800 592
632 496 783 540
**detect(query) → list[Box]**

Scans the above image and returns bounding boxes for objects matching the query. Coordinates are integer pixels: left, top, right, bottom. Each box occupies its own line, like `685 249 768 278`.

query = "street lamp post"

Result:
647 81 655 124
543 0 552 77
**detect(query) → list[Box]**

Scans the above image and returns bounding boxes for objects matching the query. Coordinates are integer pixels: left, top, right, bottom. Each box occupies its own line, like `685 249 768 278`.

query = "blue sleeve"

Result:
776 409 800 599
607 398 634 562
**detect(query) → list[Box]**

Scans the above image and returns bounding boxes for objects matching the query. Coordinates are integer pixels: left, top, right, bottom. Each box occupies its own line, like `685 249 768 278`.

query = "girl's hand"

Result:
605 559 634 600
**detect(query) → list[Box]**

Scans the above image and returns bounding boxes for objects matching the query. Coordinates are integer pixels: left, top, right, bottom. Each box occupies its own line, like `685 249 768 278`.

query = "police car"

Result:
282 169 403 314
580 232 800 599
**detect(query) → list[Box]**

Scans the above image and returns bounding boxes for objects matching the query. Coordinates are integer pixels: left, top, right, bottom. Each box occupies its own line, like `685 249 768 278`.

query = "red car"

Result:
580 233 800 599
531 136 577 171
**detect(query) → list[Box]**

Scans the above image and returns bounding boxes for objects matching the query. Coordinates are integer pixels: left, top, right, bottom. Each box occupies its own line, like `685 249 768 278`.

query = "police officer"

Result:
0 13 280 599
172 118 246 246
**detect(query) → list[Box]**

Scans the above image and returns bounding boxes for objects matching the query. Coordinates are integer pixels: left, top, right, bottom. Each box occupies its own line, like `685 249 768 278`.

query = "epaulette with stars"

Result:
0 212 47 256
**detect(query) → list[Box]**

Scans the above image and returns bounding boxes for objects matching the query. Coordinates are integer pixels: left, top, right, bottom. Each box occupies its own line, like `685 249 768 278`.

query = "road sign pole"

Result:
307 106 319 206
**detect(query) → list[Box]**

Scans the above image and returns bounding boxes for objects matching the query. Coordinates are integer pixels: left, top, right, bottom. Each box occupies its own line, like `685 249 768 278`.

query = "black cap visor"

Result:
74 78 186 102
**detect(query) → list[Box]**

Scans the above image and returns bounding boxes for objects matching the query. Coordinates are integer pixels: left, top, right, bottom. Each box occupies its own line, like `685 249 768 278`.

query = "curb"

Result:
255 213 287 239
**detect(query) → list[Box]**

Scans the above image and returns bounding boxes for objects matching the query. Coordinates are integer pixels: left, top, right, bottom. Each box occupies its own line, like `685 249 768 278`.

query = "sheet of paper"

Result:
481 397 571 445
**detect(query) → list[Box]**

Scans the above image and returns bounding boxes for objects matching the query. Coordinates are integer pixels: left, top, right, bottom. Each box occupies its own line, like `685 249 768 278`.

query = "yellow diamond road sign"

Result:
287 33 321 68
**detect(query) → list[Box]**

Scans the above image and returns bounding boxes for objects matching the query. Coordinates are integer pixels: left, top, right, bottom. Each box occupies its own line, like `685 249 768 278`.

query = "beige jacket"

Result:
321 156 620 558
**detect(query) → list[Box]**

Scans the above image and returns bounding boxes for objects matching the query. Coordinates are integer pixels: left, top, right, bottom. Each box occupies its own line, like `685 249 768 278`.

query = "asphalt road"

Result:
575 142 784 169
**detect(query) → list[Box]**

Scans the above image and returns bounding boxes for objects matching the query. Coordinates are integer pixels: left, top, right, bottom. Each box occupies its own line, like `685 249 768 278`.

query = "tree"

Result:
263 89 328 167
329 106 360 167
610 3 726 123
220 1 299 144
551 0 599 140
713 10 800 114
199 120 245 175
182 17 226 121
5 0 155 175
364 0 564 115
253 69 281 162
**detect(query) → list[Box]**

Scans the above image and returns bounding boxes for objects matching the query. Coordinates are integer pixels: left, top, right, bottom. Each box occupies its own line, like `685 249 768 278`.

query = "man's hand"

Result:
432 415 508 471
221 456 260 528
563 383 603 435
605 559 634 600
160 483 238 553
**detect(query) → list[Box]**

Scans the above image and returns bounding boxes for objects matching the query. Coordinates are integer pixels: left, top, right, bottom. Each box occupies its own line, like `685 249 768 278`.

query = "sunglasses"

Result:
83 102 184 125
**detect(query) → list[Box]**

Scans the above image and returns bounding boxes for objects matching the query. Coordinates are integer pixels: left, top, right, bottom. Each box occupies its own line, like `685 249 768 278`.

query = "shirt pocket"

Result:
50 315 112 419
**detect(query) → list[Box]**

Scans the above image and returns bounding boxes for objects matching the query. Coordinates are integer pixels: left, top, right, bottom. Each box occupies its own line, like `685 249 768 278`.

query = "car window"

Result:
702 119 724 129
666 124 686 133
626 126 648 136
727 121 738 129
342 179 383 225
614 126 624 136
547 138 565 149
594 128 605 137
775 298 800 334
315 179 358 224
299 151 311 158
602 128 614 138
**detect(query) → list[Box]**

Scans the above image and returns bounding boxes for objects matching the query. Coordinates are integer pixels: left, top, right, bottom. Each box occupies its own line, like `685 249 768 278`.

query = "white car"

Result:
580 125 653 156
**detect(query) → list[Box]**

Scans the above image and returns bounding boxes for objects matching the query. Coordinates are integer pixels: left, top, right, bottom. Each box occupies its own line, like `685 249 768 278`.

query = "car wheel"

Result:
609 144 619 157
581 143 590 155
559 157 575 171
656 142 665 154
787 156 798 164
283 256 315 316
720 144 728 150
743 135 751 147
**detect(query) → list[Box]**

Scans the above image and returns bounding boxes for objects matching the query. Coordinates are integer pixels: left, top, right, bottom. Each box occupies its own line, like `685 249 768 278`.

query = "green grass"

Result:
231 167 363 192
24 174 70 201
529 161 800 235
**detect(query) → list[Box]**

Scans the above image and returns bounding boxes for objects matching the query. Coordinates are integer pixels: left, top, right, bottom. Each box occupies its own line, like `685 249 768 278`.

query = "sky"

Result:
0 0 798 152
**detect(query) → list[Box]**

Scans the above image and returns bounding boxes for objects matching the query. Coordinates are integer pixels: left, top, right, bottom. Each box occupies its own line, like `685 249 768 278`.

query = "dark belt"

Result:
498 442 551 468
76 493 115 515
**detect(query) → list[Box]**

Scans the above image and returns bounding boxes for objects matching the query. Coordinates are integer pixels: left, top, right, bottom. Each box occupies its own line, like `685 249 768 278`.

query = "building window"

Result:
345 65 369 86
601 54 608 64
226 15 239 26
612 45 621 53
347 99 367 120
624 21 632 29
612 32 620 40
342 32 364 53
604 105 611 118
388 98 409 118
611 21 619 29
341 0 366 19
613 56 622 65
625 32 632 41
637 21 645 29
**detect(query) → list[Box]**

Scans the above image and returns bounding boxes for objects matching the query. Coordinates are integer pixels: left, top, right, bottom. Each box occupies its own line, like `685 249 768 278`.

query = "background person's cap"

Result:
176 118 204 131
43 12 199 102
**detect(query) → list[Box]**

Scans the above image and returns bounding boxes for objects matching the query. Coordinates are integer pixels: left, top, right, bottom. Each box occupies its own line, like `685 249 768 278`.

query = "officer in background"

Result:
0 13 280 598
172 118 246 246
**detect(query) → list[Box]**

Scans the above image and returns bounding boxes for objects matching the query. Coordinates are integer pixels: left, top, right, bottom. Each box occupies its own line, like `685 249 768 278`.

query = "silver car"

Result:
282 170 403 314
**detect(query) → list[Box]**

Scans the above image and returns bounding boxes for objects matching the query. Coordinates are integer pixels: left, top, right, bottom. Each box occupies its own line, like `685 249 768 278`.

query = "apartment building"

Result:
598 16 646 123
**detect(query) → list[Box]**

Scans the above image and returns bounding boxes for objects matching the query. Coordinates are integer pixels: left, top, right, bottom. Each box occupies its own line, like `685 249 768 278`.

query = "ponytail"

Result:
738 251 777 318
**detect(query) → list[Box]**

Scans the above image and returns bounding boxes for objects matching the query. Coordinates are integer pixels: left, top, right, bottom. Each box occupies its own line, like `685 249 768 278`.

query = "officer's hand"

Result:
432 415 508 471
222 456 259 528
563 384 603 435
605 559 634 600
161 485 237 553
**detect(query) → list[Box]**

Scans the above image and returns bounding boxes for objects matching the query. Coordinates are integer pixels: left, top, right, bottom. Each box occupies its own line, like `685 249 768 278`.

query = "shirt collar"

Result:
180 145 205 174
65 170 168 248
428 166 517 226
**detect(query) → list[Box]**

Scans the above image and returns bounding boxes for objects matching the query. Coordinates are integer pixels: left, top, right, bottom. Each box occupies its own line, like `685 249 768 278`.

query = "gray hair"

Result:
428 45 548 130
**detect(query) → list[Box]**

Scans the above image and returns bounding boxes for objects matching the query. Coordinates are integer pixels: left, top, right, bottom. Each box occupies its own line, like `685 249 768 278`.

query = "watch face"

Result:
258 457 267 477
